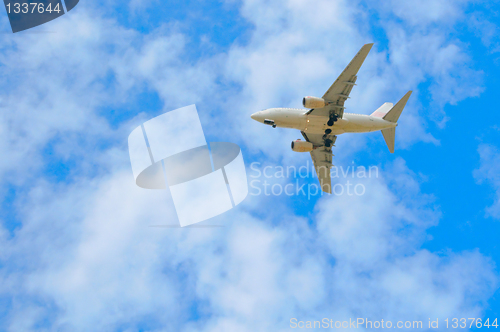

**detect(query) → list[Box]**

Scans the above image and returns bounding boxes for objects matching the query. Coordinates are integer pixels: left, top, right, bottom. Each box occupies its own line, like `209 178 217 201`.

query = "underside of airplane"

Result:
251 43 412 193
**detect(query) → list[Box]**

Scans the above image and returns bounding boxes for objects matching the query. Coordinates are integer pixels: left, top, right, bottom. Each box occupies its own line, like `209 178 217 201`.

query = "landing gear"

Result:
327 114 338 126
324 139 333 148
324 129 332 135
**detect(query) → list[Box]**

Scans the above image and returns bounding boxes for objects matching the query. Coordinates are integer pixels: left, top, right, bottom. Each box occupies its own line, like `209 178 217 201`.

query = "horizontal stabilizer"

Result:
381 127 395 153
383 91 412 123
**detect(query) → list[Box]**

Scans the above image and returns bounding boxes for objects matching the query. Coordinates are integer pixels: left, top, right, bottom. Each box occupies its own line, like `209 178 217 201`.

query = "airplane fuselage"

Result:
251 108 396 136
249 43 411 194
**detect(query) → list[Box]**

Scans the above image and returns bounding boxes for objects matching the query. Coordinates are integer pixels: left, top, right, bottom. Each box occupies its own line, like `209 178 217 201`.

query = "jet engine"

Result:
291 139 313 152
302 96 326 108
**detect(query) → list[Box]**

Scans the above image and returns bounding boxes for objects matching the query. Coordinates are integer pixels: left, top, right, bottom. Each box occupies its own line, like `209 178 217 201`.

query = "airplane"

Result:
250 43 412 194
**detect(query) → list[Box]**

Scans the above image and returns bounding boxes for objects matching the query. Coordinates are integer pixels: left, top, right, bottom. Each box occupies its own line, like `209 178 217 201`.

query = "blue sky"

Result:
0 0 500 330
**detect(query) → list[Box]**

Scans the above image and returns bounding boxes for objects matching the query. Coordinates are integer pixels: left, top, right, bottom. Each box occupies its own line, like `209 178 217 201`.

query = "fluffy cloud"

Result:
474 143 500 219
4 159 495 331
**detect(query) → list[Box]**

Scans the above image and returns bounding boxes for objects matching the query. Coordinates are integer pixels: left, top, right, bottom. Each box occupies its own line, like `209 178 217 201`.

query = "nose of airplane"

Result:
250 111 264 122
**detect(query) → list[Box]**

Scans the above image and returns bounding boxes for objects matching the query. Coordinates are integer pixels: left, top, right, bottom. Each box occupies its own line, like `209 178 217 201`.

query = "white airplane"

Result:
250 43 412 193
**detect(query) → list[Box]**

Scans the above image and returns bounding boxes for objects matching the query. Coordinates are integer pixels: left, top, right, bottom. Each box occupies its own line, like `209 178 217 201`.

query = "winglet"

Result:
343 43 374 76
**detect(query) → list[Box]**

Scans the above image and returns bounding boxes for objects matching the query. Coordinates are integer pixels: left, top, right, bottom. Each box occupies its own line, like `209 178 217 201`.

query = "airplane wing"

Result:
307 43 373 119
301 132 336 194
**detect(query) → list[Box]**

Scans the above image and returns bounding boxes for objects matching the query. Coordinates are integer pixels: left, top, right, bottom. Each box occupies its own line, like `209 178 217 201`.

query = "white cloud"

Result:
381 0 471 27
474 143 500 219
3 158 496 331
467 11 500 55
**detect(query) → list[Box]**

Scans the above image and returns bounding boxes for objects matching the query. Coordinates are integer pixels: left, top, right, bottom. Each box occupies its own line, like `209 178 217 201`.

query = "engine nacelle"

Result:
303 96 326 108
291 139 313 152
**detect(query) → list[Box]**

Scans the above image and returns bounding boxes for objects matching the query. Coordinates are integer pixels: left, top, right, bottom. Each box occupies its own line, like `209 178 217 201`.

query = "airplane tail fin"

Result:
381 127 395 153
371 102 393 118
378 91 412 153
383 91 412 123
